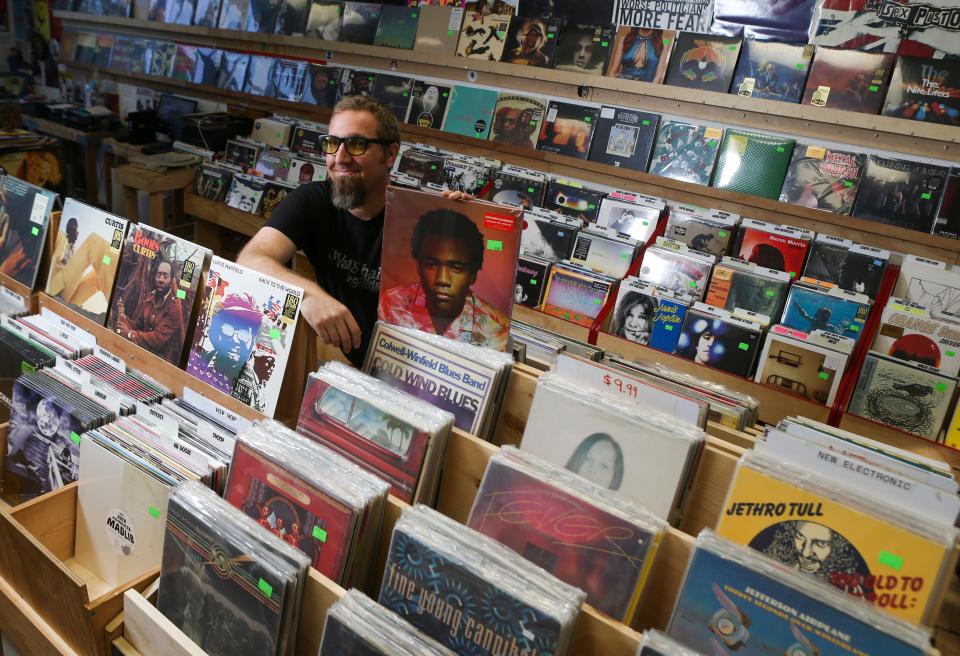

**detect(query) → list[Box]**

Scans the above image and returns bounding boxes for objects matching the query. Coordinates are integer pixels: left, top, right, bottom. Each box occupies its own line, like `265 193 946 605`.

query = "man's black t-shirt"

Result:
265 180 382 366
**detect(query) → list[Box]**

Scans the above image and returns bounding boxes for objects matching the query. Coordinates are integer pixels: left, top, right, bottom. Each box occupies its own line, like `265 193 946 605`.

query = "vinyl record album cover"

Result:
849 352 956 440
569 229 635 278
712 0 817 43
711 130 795 200
243 55 273 95
225 173 266 213
442 85 498 139
606 28 675 83
734 223 810 279
663 212 732 258
852 155 949 233
216 51 250 91
107 225 209 365
802 48 895 114
374 5 420 49
637 246 714 301
596 197 660 244
893 256 960 319
488 93 545 149
405 81 451 129
456 12 510 61
258 181 295 221
664 32 742 93
648 121 722 186
587 106 659 172
276 0 310 34
537 101 599 160
395 149 445 187
802 239 888 298
883 56 960 125
440 159 491 196
339 1 381 43
540 265 613 326
705 261 789 319
488 170 545 209
337 69 376 99
414 5 463 55
170 44 197 82
520 213 577 261
304 0 343 39
781 285 870 343
45 199 128 325
500 16 561 67
379 187 521 351
186 256 303 416
754 327 849 405
933 168 959 239
224 139 261 171
553 24 613 75
217 0 247 29
370 74 414 122
780 144 864 215
730 40 813 102
0 175 57 290
301 64 341 106
195 164 234 202
544 179 605 223
675 306 762 377
191 48 223 86
244 0 282 32
874 298 960 376
268 59 307 102
192 0 222 26
610 279 690 351
163 0 194 24
514 255 550 308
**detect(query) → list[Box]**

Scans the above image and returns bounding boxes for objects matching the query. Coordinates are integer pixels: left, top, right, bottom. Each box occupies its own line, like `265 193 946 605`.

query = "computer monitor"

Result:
156 94 199 140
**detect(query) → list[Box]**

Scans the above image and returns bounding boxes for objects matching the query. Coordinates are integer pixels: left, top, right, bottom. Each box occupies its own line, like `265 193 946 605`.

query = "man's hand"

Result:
442 190 474 202
301 290 362 353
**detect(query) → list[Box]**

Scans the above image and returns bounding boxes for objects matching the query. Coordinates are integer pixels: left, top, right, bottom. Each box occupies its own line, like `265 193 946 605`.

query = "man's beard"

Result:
331 173 366 209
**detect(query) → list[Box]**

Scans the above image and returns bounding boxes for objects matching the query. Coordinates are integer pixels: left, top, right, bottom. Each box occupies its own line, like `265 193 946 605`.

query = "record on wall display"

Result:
337 69 376 100
802 48 895 114
216 52 249 91
301 64 341 107
730 39 813 103
933 168 960 239
304 1 343 39
488 94 545 149
404 81 450 129
553 24 614 75
456 12 511 61
244 0 282 32
664 32 742 93
606 28 675 83
217 0 247 29
442 85 498 140
500 16 561 67
276 0 310 34
587 107 659 172
883 56 960 126
544 180 605 224
779 144 864 215
648 121 722 186
711 130 795 200
536 101 598 160
851 155 949 233
414 5 463 55
339 1 382 44
371 74 413 122
373 5 420 49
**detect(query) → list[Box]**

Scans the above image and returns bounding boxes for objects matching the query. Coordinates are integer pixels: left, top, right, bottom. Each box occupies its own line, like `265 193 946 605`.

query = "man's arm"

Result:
237 227 362 353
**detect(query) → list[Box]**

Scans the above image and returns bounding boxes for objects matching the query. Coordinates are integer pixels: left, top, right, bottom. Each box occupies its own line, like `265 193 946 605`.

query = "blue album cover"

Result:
648 121 722 186
781 285 869 343
675 308 762 378
650 297 688 354
442 86 498 140
730 40 813 103
668 543 928 656
379 527 565 656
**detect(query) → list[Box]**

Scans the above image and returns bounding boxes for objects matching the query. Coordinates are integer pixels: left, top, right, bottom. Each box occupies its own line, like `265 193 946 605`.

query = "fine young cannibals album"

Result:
378 186 521 351
540 263 614 327
715 451 956 625
587 106 659 172
883 56 960 126
851 155 949 233
730 40 813 102
456 12 511 62
488 94 546 149
873 297 960 377
669 530 936 656
606 28 675 83
442 85 498 140
500 16 562 68
544 179 605 224
733 220 811 280
553 24 613 75
405 81 451 130
780 144 865 215
849 352 957 441
609 278 692 353
45 198 129 325
106 225 210 365
186 256 303 416
648 121 723 186
802 47 895 114
0 175 57 290
710 130 795 200
754 325 852 406
781 284 870 344
801 236 889 298
636 241 715 301
675 304 763 378
537 101 599 160
664 32 743 93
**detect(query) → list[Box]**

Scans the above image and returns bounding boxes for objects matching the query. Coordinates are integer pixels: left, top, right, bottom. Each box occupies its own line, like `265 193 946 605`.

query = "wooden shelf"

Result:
56 12 960 163
63 56 960 265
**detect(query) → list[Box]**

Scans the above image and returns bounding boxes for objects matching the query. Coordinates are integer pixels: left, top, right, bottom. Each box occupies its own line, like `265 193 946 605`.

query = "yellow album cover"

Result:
715 460 953 624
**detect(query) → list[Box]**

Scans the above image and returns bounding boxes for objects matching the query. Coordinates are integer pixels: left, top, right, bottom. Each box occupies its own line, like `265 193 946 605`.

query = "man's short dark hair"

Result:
411 209 485 273
332 96 401 144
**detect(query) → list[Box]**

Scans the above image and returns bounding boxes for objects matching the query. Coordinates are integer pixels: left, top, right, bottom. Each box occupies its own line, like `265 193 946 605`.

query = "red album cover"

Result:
802 47 895 114
296 376 429 503
468 459 659 621
379 186 522 351
223 441 356 582
735 226 810 280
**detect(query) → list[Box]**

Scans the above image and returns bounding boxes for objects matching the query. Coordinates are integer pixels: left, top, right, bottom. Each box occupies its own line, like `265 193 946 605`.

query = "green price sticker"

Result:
442 92 448 97
850 324 860 332
789 271 796 278
258 578 273 598
497 31 506 37
368 76 375 81
547 33 554 39
527 187 535 193
688 281 697 289
921 192 932 200
869 84 879 92
102 255 112 265
707 139 717 146
584 117 591 123
621 252 630 259
936 383 947 392
447 29 455 36
765 289 775 297
313 526 328 542
946 350 956 357
601 41 608 47
642 119 650 126
403 92 408 97
430 164 437 170
176 289 186 300
593 298 603 305
844 180 854 187
21 362 35 374
31 226 39 236
270 328 282 340
879 550 904 571
795 63 805 70
148 506 161 518
70 432 81 445
776 146 785 153
529 120 536 126
663 38 671 45
530 279 537 285
488 240 503 251
664 324 674 331
719 230 728 237
818 372 830 380
411 11 417 16
588 203 595 209
738 342 749 351
728 45 737 51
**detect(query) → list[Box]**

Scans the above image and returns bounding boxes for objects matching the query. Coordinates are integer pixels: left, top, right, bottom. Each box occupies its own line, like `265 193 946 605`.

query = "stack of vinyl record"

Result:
636 629 703 656
2 370 115 503
8 310 95 359
509 319 604 367
676 302 765 378
318 589 456 655
224 420 390 588
754 325 854 407
801 234 889 300
296 360 454 504
0 323 56 422
715 447 958 625
156 481 311 656
637 238 717 302
380 504 586 656
594 192 664 245
540 260 618 327
468 446 666 623
0 287 28 316
74 351 172 405
520 372 706 522
663 204 738 258
667 531 935 655
363 322 513 441
705 256 791 322
568 225 639 279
